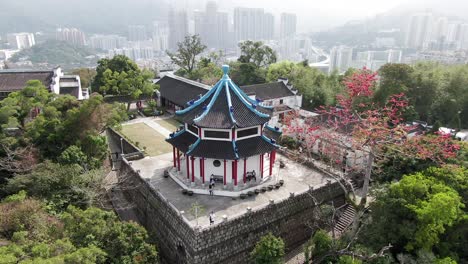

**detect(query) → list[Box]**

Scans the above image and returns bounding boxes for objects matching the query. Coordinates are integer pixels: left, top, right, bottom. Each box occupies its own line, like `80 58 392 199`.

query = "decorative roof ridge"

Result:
186 138 201 155
228 80 271 118
265 125 282 134
261 135 278 147
225 81 237 125
168 129 187 140
230 80 274 110
164 73 211 90
176 79 222 115
193 79 225 123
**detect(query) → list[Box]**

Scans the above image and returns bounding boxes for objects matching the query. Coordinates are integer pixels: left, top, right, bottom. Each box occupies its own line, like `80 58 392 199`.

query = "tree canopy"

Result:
361 166 467 261
0 192 158 263
238 40 277 68
92 55 156 100
250 233 285 264
167 35 207 78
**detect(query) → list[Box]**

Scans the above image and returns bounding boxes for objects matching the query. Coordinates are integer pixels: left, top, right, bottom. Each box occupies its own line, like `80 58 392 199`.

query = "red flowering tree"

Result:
284 70 459 206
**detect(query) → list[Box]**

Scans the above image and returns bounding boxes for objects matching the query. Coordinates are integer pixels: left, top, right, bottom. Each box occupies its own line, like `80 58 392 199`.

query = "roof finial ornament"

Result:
222 65 230 79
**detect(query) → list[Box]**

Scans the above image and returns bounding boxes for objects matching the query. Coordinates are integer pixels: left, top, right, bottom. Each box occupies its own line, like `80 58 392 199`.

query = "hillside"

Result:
9 40 96 66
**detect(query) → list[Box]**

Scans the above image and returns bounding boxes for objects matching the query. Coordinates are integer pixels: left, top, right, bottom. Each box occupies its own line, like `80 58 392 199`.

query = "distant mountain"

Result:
0 0 170 35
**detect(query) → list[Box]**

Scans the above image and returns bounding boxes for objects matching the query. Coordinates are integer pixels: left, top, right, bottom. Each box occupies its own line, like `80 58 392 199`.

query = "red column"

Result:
260 154 264 178
172 147 176 168
232 160 238 186
223 159 227 186
186 155 190 179
269 150 276 176
191 157 195 183
269 152 273 176
272 150 276 165
200 158 205 184
243 158 247 184
177 149 181 171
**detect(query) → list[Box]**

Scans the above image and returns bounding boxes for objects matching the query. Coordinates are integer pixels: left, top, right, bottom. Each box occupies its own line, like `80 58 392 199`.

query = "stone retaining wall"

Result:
117 159 345 264
106 127 144 159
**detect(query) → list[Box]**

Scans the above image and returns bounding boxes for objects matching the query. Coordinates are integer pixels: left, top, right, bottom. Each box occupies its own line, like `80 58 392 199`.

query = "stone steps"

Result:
333 204 356 236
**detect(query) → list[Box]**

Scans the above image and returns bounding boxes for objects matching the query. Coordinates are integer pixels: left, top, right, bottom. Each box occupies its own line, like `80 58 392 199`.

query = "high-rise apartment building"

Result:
329 46 353 74
168 9 189 50
89 35 128 51
280 13 297 39
354 49 402 71
56 28 86 46
193 1 229 49
234 7 274 42
128 25 148 42
405 13 433 49
153 21 169 52
7 33 35 50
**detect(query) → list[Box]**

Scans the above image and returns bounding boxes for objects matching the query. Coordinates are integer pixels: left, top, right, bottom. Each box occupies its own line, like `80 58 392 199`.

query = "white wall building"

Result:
7 32 35 50
329 46 353 74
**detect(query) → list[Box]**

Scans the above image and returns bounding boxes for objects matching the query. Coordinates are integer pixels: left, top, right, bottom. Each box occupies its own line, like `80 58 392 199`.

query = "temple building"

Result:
166 65 279 192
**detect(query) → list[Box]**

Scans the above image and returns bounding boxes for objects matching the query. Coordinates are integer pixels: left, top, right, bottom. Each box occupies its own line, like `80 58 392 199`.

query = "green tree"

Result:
167 35 207 78
362 170 465 255
0 194 157 264
62 206 158 264
0 80 52 129
5 161 104 212
229 61 266 86
374 63 414 104
266 61 343 109
250 233 285 264
92 55 155 108
238 40 277 68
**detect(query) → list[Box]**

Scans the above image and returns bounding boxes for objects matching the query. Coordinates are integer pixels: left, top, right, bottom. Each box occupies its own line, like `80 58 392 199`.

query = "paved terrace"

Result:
129 152 335 228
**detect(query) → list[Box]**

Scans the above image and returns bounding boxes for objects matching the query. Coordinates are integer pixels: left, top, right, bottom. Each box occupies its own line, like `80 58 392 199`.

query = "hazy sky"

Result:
176 0 468 32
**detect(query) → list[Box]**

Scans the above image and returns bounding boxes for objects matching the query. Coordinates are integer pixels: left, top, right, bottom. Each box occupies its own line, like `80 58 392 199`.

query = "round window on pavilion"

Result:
213 160 221 167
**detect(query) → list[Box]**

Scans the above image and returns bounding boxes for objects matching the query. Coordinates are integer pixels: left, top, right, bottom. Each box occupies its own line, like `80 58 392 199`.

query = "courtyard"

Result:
121 118 177 157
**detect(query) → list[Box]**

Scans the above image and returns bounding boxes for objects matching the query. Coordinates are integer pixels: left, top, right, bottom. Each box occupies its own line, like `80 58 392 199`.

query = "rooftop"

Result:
0 70 54 92
241 81 296 101
157 74 210 107
175 65 273 129
158 74 298 108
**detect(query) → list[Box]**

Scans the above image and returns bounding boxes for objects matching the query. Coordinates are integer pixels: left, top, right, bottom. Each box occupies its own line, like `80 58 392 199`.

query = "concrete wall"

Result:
117 159 345 264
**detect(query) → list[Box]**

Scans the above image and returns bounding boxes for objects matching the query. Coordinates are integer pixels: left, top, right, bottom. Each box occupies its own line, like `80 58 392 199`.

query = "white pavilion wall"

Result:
202 156 263 185
204 158 232 184
242 155 260 179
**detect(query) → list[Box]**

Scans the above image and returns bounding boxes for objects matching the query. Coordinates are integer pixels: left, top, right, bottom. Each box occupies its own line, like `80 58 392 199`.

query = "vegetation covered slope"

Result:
10 40 95 65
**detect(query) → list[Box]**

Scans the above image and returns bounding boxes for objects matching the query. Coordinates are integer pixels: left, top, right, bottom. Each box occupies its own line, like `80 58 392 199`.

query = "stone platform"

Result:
115 152 345 264
129 152 335 227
